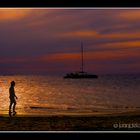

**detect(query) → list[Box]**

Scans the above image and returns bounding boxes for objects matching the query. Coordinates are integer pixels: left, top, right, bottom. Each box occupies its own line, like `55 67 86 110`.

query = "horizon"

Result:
0 8 140 75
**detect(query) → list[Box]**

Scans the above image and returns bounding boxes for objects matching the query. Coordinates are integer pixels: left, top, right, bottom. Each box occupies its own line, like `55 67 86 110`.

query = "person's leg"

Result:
9 101 13 112
13 101 16 112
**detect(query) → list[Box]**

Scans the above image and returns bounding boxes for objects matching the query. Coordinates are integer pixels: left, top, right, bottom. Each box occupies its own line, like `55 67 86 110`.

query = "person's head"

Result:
11 81 15 87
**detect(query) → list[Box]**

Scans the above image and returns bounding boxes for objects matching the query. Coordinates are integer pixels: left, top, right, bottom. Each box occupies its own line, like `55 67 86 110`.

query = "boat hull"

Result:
64 74 98 79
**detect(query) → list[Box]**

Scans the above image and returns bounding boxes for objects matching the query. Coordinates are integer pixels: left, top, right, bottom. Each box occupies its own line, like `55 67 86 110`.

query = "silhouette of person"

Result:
9 81 18 115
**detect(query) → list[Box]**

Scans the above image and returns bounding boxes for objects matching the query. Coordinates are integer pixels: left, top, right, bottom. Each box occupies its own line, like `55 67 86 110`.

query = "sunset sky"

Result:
0 8 140 75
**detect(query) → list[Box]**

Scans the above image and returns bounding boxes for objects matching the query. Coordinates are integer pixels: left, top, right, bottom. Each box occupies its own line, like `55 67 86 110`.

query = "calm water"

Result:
0 74 140 116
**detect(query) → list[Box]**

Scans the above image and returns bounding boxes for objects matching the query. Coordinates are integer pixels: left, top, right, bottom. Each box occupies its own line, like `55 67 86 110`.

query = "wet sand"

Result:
1 112 140 131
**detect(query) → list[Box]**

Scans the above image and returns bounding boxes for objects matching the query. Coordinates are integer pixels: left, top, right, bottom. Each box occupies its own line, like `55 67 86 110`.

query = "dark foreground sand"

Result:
1 112 140 131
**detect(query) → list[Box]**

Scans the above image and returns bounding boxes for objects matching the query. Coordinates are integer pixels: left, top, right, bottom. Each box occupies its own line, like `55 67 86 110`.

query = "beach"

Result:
0 75 140 131
1 112 140 131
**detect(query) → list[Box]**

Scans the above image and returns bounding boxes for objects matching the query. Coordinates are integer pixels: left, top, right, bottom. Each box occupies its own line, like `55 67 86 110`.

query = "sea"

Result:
0 74 140 116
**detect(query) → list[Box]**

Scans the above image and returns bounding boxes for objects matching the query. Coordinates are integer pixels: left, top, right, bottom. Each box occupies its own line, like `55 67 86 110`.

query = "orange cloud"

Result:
102 32 140 39
40 48 140 62
59 30 140 40
118 10 140 20
60 30 98 38
82 50 140 60
0 9 32 21
102 41 140 49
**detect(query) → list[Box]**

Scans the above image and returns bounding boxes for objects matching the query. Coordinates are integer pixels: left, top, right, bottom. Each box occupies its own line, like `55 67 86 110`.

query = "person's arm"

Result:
13 89 18 99
15 95 18 99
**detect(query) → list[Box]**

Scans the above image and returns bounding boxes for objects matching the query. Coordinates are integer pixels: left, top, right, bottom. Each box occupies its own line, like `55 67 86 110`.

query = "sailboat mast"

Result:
81 42 84 73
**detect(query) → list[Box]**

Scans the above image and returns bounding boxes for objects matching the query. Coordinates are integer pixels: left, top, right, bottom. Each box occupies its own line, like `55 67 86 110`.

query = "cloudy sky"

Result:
0 8 140 75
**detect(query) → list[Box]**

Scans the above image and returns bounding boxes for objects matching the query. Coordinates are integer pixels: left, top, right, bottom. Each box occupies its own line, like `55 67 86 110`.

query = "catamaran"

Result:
64 42 98 79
